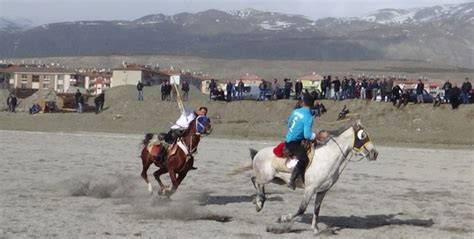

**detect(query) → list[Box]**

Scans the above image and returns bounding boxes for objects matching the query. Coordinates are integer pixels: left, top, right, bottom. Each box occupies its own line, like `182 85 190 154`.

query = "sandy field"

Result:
0 130 472 238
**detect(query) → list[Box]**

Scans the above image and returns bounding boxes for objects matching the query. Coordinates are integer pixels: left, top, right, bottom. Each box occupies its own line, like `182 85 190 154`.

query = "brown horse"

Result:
140 115 212 196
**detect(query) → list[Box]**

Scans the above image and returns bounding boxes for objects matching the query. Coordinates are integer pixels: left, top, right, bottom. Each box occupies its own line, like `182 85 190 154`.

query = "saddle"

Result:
271 141 314 173
147 134 192 164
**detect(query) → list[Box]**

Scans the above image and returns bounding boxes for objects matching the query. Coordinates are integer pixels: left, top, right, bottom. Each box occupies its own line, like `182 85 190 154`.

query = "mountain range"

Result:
0 2 473 68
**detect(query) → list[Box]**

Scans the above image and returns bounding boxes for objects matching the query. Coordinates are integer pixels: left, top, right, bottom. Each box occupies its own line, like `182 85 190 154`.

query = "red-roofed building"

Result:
240 73 264 86
298 72 323 91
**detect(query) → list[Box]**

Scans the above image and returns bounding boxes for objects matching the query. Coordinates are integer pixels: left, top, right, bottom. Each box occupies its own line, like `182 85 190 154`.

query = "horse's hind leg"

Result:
251 176 266 212
312 191 327 235
176 171 188 185
278 188 314 223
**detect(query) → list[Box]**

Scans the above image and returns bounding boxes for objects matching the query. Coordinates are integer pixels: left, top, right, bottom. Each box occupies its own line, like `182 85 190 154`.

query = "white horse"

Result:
249 121 378 234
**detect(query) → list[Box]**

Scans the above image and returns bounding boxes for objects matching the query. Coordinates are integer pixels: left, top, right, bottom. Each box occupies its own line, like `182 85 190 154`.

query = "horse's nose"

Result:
372 150 379 161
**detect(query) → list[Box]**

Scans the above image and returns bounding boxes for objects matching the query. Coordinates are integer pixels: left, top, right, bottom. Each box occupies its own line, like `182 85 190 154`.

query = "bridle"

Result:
329 127 372 162
179 116 211 156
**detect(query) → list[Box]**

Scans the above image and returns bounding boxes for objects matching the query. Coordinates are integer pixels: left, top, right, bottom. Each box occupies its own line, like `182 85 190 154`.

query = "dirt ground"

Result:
0 130 472 238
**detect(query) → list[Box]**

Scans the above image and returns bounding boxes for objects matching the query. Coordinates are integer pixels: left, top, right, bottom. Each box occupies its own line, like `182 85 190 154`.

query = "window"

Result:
21 74 27 79
21 83 27 88
32 75 39 82
57 75 64 81
43 84 49 89
43 75 49 81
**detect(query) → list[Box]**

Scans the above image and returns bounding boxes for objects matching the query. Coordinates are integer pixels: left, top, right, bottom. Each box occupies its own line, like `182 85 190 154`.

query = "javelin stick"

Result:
173 81 185 114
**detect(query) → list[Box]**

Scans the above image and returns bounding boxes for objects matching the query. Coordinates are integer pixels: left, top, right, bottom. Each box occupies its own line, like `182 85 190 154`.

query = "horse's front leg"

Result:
278 188 314 223
312 191 327 235
170 169 179 190
141 155 152 194
153 168 168 194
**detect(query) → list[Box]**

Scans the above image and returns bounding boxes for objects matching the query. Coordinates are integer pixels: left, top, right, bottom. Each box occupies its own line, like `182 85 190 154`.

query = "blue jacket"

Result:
285 107 314 143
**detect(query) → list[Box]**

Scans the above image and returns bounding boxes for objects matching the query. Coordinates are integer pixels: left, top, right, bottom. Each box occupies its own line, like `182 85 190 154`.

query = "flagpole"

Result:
173 81 185 114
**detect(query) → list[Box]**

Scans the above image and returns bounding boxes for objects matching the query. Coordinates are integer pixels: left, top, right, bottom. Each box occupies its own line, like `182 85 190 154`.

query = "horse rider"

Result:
156 106 208 168
285 93 317 190
160 106 208 144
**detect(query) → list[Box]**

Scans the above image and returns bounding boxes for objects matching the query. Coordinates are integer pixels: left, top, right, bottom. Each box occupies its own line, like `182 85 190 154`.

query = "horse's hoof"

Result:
147 183 153 194
277 214 292 223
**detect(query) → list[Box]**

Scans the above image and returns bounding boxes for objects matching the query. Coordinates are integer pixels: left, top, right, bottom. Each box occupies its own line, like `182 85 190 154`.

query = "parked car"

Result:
224 85 273 100
406 89 433 103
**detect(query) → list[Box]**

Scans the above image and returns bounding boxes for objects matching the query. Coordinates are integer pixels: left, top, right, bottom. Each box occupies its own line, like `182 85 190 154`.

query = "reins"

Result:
329 135 364 163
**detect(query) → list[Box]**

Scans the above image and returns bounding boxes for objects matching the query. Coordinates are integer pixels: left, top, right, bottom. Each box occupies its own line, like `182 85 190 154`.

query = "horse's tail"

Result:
249 148 258 161
142 133 154 148
226 148 258 176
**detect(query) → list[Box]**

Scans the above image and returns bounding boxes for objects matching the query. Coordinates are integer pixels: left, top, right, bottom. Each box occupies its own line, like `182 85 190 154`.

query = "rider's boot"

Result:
287 167 301 190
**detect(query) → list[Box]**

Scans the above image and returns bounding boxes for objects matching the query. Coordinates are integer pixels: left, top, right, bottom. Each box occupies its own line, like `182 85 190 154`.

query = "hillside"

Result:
1 85 473 148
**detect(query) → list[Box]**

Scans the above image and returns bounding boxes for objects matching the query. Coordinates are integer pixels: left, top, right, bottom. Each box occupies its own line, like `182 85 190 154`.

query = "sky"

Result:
0 0 470 25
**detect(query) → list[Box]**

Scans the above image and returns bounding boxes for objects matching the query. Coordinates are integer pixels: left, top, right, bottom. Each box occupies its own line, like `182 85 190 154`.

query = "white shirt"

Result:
171 106 196 130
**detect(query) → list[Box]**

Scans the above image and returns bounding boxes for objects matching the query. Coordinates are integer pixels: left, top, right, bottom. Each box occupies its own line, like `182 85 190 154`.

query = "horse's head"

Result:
352 120 378 161
193 115 212 136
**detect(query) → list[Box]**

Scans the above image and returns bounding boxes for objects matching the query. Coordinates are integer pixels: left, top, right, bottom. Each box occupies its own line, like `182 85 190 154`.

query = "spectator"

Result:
181 80 190 101
380 78 387 101
461 78 472 104
416 79 424 104
370 80 379 101
258 80 266 101
321 76 327 99
450 84 462 109
325 76 332 99
208 79 217 101
75 89 82 112
391 85 403 106
313 101 326 117
29 103 41 114
385 78 394 102
7 93 17 112
349 75 356 99
165 81 173 101
137 81 144 101
78 94 84 113
271 78 279 100
237 79 245 100
98 91 105 110
94 94 102 114
433 93 442 107
295 80 303 99
442 80 452 103
160 81 167 101
337 105 349 120
284 78 292 99
226 81 233 102
360 78 367 100
341 76 349 100
332 76 341 101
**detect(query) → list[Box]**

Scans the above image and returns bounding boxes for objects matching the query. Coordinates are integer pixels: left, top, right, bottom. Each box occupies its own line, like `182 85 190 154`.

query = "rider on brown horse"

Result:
156 106 208 167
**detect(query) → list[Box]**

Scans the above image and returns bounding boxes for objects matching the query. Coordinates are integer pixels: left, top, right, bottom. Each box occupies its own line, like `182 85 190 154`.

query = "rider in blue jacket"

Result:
286 94 316 190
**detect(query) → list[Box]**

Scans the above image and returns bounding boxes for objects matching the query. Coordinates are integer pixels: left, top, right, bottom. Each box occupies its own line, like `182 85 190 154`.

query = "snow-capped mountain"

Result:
0 3 472 67
0 17 34 32
350 2 473 24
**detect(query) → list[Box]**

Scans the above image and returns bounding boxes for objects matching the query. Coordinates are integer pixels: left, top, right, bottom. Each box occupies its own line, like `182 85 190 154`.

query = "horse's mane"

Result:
142 133 154 147
327 125 352 136
314 125 353 150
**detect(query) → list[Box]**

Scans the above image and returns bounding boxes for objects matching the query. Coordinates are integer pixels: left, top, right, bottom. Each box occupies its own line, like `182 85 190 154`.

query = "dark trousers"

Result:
285 140 309 171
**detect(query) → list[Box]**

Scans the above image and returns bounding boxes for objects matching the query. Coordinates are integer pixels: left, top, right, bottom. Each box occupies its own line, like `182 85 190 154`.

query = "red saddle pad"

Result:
273 142 285 157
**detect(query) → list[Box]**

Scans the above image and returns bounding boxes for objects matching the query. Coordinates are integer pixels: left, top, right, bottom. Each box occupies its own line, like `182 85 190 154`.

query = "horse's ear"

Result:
351 118 363 129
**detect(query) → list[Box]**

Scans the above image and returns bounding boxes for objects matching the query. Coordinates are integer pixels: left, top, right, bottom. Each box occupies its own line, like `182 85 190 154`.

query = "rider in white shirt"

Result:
161 106 208 144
